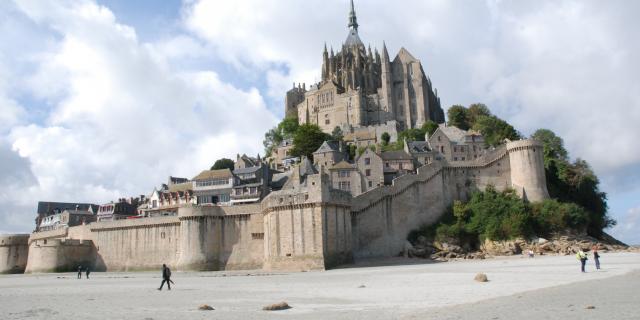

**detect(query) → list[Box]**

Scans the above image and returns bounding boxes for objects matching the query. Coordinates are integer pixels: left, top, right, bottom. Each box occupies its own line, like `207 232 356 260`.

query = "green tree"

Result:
331 126 344 142
348 144 357 160
211 158 235 171
421 120 439 138
466 103 491 126
263 117 299 156
531 128 614 237
381 132 391 145
472 115 520 146
290 124 331 160
447 105 470 130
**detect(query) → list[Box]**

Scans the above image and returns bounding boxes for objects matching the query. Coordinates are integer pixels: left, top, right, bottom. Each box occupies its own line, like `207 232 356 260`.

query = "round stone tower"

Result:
0 234 29 274
507 139 550 202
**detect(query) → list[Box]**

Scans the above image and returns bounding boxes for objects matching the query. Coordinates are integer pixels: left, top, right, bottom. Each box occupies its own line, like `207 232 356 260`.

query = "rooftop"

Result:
192 169 233 181
380 151 413 161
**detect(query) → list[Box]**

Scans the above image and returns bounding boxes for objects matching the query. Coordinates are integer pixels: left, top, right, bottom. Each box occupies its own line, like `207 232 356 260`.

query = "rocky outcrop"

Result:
405 232 630 262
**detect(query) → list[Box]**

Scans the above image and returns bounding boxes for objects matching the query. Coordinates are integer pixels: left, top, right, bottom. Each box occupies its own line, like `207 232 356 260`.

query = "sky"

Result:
0 0 639 244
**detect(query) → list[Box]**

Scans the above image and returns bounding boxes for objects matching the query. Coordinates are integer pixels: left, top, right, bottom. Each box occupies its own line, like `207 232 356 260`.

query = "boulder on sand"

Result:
263 302 291 311
198 304 214 311
474 273 488 282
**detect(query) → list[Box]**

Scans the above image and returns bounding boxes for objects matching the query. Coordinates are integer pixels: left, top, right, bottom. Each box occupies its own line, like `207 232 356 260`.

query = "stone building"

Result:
313 141 348 169
291 0 445 142
355 147 384 191
97 199 139 222
192 169 234 205
35 202 98 232
328 160 362 195
231 165 272 204
427 124 487 162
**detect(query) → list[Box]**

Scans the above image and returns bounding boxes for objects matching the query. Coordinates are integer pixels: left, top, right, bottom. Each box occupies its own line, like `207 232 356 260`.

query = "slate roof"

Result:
407 141 431 153
380 151 413 161
233 166 262 175
192 169 233 181
313 141 340 154
168 182 192 193
436 124 483 144
37 202 99 215
330 160 356 170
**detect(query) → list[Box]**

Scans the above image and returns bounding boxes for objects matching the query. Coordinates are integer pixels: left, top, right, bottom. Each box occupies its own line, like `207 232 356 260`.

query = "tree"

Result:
447 105 470 130
472 115 520 146
263 117 299 156
381 132 391 145
211 158 235 171
290 124 331 160
421 120 439 138
331 126 344 142
466 103 491 126
278 117 299 139
531 128 614 237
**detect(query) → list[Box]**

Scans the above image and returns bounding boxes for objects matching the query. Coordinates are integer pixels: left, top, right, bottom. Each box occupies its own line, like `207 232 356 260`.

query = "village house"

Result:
97 198 139 222
192 169 234 205
35 202 98 232
231 164 271 204
427 124 487 162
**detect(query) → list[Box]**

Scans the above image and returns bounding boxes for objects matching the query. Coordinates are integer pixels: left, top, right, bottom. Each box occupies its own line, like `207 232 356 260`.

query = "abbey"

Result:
287 0 445 139
2 1 550 275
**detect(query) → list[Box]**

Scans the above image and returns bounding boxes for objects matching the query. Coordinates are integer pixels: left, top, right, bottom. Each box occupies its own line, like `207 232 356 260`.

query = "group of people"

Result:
76 265 91 279
576 245 601 273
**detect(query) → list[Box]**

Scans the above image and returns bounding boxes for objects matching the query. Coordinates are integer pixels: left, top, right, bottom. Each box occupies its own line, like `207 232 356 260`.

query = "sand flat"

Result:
1 252 639 319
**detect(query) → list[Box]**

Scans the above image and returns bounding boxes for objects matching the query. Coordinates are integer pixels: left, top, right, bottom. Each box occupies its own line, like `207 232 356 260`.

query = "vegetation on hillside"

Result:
447 103 521 146
408 104 615 245
210 158 235 171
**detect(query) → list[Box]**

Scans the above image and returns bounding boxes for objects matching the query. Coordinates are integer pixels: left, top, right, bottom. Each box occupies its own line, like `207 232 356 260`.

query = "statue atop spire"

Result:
344 0 363 47
348 0 358 31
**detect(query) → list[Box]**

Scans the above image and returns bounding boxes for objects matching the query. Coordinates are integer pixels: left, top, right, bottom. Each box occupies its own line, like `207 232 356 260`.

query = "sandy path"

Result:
0 252 638 319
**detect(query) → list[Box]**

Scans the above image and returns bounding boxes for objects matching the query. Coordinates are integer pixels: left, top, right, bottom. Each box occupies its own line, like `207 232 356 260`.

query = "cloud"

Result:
1 0 278 233
611 206 640 245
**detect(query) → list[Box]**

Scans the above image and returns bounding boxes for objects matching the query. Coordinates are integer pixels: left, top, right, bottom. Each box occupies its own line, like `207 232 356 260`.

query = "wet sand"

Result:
1 252 638 319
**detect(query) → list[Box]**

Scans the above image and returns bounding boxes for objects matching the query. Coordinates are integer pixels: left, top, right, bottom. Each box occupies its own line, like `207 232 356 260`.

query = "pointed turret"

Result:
382 41 390 63
348 0 358 31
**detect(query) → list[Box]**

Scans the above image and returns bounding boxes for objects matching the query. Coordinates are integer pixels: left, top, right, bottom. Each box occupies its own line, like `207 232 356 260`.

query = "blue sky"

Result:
0 0 639 244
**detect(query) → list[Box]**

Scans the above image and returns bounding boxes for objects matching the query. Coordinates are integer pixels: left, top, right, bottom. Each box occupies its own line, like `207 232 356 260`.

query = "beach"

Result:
1 252 638 319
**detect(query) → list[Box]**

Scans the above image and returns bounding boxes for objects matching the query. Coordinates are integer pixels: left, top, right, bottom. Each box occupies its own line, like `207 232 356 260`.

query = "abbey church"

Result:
286 0 445 138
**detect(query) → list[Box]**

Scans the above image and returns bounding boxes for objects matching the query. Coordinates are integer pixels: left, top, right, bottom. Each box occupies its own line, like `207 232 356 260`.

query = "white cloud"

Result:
1 0 278 232
611 206 640 245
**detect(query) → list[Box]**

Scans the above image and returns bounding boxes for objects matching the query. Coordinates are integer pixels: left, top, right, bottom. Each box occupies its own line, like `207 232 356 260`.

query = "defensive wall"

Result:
8 139 548 274
0 234 29 274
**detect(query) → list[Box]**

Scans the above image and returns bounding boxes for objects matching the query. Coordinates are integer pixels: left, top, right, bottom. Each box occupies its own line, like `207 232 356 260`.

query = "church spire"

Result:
348 0 358 31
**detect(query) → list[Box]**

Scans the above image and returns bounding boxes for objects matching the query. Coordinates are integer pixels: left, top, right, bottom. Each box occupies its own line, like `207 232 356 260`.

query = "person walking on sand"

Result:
576 249 588 273
77 265 83 279
592 245 601 270
85 266 91 279
158 264 172 291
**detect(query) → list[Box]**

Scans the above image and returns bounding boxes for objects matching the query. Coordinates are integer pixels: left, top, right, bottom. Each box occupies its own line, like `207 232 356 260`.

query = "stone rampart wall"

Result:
0 234 30 274
25 238 96 273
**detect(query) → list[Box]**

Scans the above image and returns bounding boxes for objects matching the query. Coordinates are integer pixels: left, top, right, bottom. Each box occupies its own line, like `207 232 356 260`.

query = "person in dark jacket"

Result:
85 266 91 279
77 265 83 279
592 245 601 270
158 264 172 290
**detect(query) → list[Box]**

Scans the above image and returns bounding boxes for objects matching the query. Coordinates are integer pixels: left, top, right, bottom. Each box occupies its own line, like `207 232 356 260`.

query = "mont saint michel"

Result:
1 1 639 319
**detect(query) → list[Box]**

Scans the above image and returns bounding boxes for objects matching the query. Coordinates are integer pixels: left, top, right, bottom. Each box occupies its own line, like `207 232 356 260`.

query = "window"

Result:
454 147 457 152
368 181 373 188
364 158 370 165
454 157 458 161
440 146 445 153
461 157 465 161
339 170 350 178
437 136 441 142
399 163 403 170
235 189 242 195
385 162 390 167
325 119 330 125
250 187 257 194
365 169 371 177
338 181 351 191
473 146 476 152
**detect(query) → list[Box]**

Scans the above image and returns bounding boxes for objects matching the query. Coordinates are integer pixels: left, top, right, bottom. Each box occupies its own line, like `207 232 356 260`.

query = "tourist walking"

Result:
77 265 83 279
85 266 91 279
592 245 601 270
158 264 172 291
576 249 588 273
